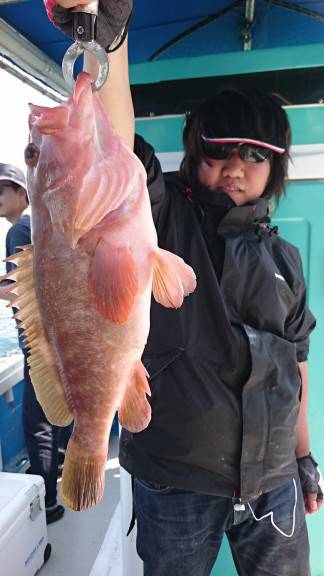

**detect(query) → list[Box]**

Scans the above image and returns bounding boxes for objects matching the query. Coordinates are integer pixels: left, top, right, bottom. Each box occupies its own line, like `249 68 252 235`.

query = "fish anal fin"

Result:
30 350 72 426
89 239 138 324
152 248 196 308
119 361 151 433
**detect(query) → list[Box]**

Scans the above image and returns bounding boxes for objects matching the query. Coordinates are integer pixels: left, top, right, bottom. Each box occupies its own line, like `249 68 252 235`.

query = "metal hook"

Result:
62 40 109 92
62 0 109 92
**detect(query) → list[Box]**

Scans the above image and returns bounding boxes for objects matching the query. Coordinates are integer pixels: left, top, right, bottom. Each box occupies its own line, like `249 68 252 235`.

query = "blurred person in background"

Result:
0 163 71 524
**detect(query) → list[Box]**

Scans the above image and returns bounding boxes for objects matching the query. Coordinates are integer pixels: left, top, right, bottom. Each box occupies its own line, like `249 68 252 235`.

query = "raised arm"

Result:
84 37 134 149
44 0 134 147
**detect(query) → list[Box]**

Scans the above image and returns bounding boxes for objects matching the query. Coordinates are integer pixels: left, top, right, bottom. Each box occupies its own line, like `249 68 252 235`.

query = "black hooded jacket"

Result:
119 136 316 502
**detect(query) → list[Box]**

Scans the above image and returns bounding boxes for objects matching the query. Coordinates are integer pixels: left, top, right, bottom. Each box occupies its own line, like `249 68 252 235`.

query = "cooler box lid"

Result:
0 472 45 540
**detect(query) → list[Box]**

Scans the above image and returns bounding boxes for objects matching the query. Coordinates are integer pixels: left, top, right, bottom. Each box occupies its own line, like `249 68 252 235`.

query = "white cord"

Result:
247 478 297 538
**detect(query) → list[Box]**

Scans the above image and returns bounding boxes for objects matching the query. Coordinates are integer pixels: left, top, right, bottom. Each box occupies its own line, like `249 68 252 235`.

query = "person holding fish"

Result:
42 1 323 574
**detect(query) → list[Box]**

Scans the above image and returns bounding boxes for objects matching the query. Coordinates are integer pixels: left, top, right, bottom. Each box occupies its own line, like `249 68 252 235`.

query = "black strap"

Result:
126 475 136 536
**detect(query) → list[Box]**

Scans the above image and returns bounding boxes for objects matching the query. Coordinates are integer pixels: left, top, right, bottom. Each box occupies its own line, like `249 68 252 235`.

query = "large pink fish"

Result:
6 72 196 511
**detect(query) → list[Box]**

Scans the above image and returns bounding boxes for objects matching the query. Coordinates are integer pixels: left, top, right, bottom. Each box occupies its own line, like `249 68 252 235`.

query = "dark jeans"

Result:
134 476 310 576
22 350 73 507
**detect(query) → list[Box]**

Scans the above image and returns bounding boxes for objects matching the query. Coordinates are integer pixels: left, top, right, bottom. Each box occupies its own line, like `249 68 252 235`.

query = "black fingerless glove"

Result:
53 0 132 52
297 452 324 499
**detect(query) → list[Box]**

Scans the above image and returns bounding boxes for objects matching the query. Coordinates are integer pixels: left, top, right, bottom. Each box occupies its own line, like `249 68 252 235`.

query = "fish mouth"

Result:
29 103 69 135
73 72 92 106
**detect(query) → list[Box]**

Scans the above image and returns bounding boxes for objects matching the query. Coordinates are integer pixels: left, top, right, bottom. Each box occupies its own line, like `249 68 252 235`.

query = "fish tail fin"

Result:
152 247 196 308
119 361 151 433
61 438 106 511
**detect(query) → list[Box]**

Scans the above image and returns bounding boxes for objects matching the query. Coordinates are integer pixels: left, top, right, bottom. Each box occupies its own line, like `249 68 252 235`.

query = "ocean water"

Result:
0 221 19 356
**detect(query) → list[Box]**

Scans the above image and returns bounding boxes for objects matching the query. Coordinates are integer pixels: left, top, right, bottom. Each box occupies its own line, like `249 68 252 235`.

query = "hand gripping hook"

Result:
62 0 109 92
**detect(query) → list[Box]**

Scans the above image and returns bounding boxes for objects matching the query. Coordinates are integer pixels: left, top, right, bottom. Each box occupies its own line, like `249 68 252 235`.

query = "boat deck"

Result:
40 436 121 576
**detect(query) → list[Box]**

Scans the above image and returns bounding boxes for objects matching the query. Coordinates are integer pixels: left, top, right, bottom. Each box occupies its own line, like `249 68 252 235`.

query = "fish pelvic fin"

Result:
118 361 152 433
10 245 73 426
152 248 196 308
89 239 138 324
61 438 106 511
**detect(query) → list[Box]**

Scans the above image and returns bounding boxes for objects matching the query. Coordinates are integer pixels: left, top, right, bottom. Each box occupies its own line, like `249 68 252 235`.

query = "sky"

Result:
0 68 55 172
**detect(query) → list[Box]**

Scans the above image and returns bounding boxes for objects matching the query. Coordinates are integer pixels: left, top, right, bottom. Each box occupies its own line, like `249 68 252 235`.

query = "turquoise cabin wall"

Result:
130 43 324 85
272 180 324 576
135 89 324 574
136 105 324 152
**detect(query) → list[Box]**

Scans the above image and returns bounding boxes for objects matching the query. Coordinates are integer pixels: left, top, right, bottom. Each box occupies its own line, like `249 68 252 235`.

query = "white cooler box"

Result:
0 472 51 575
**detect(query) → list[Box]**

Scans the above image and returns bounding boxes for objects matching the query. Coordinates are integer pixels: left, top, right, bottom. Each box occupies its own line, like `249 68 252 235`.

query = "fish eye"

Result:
25 143 40 167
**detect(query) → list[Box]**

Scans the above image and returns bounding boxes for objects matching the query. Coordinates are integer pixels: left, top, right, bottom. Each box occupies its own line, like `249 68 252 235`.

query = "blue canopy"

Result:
0 0 324 100
1 1 324 64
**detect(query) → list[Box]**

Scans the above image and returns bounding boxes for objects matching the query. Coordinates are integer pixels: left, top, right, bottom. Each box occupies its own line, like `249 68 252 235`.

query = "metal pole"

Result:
242 0 256 51
0 56 65 103
0 17 69 96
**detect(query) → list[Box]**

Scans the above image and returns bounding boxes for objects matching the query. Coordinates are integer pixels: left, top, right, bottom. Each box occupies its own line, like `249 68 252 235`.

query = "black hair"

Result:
179 87 291 201
10 181 29 205
9 182 21 191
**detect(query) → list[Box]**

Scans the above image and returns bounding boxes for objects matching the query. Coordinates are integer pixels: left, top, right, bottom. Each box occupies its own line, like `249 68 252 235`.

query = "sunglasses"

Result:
201 136 285 164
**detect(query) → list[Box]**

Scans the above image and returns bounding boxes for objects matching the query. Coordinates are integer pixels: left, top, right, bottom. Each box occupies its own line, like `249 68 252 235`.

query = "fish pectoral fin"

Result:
10 245 73 427
89 239 138 324
152 248 197 308
118 361 151 433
